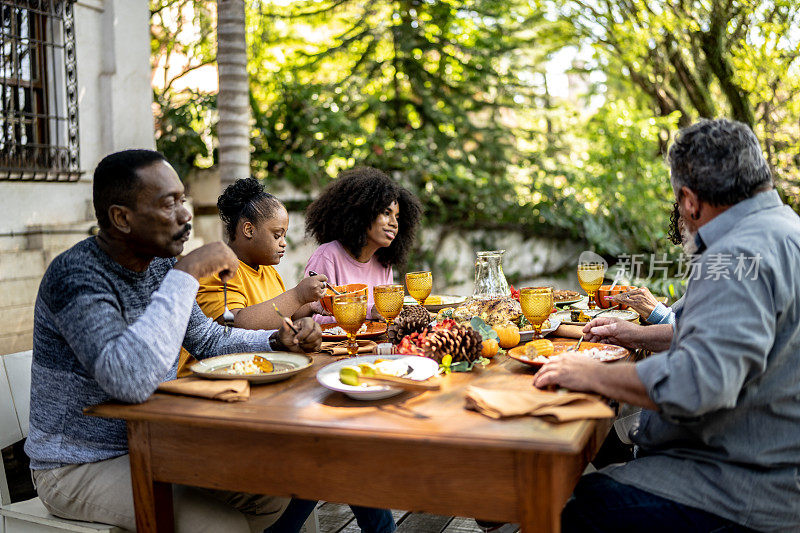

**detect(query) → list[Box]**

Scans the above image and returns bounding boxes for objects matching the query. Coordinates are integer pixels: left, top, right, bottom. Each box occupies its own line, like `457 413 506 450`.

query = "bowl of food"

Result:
320 283 368 314
597 285 623 309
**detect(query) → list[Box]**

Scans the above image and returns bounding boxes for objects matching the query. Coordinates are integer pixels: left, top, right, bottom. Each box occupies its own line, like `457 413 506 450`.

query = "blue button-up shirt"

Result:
604 189 800 532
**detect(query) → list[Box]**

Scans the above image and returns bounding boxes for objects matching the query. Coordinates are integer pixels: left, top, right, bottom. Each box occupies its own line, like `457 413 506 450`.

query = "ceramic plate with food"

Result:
321 321 388 340
316 354 439 400
553 290 585 306
190 352 313 383
552 308 638 326
507 341 629 369
403 294 467 312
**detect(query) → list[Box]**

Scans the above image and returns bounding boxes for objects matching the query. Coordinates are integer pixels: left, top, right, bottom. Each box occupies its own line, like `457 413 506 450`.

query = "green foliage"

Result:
469 317 499 342
153 90 216 179
150 0 799 275
248 0 546 228
553 0 800 210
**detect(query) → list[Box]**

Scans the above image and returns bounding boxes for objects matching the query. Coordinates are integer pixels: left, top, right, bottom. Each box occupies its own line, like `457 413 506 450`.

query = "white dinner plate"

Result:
191 352 313 384
316 354 439 401
518 318 561 343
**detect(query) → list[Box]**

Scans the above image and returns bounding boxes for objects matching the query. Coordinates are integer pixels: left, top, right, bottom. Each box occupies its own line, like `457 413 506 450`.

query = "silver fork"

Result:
221 281 235 334
309 270 341 295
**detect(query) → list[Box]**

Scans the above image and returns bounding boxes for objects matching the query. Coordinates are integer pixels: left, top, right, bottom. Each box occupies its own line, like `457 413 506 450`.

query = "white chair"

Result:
0 351 319 533
0 351 122 533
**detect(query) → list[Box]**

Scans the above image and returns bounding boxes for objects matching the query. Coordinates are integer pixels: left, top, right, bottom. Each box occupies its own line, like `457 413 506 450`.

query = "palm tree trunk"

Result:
217 0 250 188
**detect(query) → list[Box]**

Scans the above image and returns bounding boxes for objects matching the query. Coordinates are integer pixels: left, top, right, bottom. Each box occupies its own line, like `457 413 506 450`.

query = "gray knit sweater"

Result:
25 238 274 469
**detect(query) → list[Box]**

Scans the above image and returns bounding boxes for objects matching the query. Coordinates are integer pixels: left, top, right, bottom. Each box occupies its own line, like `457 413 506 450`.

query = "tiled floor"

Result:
311 502 520 532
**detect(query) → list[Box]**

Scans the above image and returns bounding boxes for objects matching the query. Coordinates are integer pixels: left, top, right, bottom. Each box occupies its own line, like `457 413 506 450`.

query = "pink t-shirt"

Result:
304 240 394 322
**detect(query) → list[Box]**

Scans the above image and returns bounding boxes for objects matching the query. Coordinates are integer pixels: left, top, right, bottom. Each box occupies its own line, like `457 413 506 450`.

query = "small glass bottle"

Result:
472 250 511 300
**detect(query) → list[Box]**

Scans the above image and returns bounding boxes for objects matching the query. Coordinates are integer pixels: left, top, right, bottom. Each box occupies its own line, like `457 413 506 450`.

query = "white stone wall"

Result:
0 0 156 353
271 211 584 295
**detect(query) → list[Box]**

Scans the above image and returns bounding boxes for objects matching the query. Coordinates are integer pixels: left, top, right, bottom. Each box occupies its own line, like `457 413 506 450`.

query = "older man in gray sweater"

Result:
25 150 322 532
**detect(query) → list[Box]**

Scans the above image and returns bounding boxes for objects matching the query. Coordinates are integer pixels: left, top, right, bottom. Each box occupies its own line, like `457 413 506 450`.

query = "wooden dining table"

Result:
85 337 614 533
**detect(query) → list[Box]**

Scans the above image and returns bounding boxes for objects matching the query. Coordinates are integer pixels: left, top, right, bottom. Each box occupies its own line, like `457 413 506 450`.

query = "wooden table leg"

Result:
516 452 574 533
128 421 175 533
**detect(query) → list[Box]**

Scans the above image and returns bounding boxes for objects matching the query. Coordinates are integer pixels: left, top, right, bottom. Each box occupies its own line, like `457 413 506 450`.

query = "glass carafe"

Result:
472 250 511 300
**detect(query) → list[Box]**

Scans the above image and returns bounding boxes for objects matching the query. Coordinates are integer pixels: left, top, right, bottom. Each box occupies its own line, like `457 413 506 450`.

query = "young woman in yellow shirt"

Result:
194 178 327 328
177 178 327 375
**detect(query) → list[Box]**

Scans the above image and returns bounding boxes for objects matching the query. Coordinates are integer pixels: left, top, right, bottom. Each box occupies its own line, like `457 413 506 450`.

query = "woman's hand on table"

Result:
533 352 602 392
610 287 659 318
277 317 323 352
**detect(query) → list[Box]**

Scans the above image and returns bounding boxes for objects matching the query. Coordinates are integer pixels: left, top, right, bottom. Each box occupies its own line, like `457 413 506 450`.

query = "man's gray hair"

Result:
668 118 773 206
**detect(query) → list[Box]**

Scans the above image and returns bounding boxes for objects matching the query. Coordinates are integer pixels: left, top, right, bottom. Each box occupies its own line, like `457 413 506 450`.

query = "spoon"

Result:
309 270 341 295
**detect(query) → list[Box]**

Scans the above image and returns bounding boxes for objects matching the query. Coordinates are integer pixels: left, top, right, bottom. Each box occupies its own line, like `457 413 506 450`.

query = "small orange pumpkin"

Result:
481 338 500 358
492 323 521 349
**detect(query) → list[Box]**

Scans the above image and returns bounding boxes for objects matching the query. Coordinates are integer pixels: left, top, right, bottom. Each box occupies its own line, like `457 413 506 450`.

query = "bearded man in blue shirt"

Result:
535 118 800 533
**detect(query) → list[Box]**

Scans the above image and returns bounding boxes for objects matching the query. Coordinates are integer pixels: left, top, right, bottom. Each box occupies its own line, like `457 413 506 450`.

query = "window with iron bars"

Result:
1 0 80 181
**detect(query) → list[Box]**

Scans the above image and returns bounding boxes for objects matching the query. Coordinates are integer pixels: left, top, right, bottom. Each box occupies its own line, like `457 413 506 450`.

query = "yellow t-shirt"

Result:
178 261 286 376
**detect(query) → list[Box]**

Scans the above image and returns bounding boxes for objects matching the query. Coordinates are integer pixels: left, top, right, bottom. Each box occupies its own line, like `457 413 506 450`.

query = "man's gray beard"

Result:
681 224 699 256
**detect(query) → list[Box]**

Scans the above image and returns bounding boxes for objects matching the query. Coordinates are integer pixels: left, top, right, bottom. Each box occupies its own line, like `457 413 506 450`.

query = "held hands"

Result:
582 317 644 350
610 287 659 318
174 242 239 282
294 274 328 305
276 317 322 352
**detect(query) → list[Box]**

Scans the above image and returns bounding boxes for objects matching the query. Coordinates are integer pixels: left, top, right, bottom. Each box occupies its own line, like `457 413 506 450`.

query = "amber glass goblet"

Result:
520 287 554 339
577 262 606 310
373 284 405 326
332 293 368 356
405 271 432 305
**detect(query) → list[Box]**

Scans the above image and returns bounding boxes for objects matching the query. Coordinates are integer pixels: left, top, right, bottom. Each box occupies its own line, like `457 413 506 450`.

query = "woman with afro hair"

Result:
303 166 422 321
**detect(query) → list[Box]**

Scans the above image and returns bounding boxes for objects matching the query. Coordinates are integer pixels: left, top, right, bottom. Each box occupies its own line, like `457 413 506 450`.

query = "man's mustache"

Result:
173 224 192 240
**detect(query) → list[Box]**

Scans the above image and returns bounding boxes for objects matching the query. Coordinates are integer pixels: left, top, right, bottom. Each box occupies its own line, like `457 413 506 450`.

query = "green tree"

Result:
556 0 800 209
248 0 569 231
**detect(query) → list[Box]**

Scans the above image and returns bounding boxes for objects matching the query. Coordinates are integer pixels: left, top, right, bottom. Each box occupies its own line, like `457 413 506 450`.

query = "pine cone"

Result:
423 325 483 363
454 327 483 363
387 305 431 344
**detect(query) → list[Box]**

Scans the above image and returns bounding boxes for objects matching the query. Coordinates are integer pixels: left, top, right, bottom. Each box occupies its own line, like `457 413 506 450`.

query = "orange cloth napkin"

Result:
320 340 377 356
465 385 614 422
158 377 250 402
